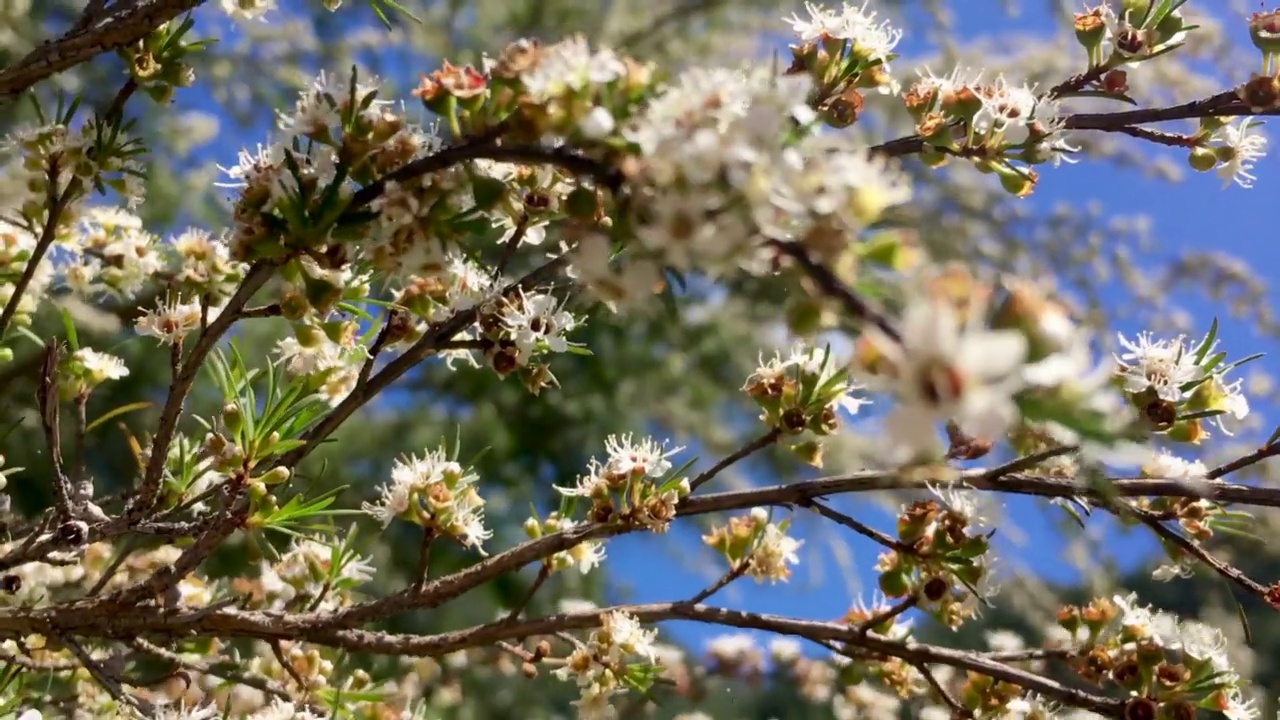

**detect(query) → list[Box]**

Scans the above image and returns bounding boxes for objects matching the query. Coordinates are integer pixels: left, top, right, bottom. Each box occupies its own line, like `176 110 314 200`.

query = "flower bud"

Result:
258 467 291 486
1074 9 1108 52
222 403 244 436
996 164 1038 198
1237 73 1280 112
523 517 542 538
1249 9 1280 54
1166 418 1205 444
1187 146 1217 173
878 569 910 598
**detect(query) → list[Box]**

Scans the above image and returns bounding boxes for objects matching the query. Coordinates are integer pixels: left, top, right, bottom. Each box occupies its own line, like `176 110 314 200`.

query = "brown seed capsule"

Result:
1123 696 1157 720
923 577 949 602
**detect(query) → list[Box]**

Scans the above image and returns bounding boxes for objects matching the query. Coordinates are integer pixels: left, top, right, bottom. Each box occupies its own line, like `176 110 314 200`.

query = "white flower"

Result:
1151 561 1193 582
1111 593 1179 646
1178 620 1231 673
1140 449 1207 483
362 450 490 552
769 637 803 664
597 610 658 662
863 295 1026 462
1220 687 1259 720
499 289 579 356
984 629 1025 654
220 0 277 21
135 296 204 344
519 35 627 102
747 522 803 584
783 1 903 66
580 106 616 139
71 348 129 385
1214 118 1267 189
248 698 328 720
1114 331 1203 402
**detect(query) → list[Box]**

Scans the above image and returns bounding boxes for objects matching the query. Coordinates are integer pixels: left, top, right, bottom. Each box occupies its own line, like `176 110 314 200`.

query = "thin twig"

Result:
505 563 551 623
856 595 919 636
682 562 748 606
37 341 74 519
59 633 149 715
913 660 971 718
801 498 907 552
769 240 902 343
687 428 780 493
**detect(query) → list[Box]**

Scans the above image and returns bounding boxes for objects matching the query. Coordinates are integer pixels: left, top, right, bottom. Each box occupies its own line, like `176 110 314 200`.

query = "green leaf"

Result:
86 401 153 433
1191 317 1218 364
59 307 80 351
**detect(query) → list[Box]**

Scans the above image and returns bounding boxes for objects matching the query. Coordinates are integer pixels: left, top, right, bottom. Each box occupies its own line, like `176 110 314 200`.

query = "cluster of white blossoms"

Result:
553 610 660 719
362 448 490 551
525 513 608 575
256 535 376 612
1115 327 1251 438
702 507 804 584
552 434 689 532
4 0 1280 718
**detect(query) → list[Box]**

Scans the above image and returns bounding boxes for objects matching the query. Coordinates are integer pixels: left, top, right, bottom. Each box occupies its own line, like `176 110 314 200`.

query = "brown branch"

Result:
269 255 568 474
505 562 551 623
129 638 293 702
297 604 1123 716
37 341 74 519
914 660 970 718
1127 504 1270 599
856 594 919 636
59 634 149 715
682 562 749 606
125 261 276 521
687 428 780 493
769 240 901 343
0 0 205 98
800 499 906 552
1207 441 1280 480
0 171 74 337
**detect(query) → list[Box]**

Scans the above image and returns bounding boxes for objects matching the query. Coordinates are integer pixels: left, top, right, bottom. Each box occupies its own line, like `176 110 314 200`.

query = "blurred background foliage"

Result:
1 0 1279 717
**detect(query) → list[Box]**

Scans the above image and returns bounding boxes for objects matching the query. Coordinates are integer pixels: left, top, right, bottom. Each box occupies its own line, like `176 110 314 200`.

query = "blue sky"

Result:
185 1 1280 657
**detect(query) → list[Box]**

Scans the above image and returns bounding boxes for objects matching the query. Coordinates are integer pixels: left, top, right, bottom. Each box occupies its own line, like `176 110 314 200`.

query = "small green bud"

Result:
878 569 910 598
259 467 291 485
222 403 244 436
1187 146 1217 172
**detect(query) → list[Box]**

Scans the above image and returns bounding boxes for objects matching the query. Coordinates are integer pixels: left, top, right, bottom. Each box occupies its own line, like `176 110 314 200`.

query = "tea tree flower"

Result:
1212 118 1268 189
135 296 204 344
220 0 277 22
362 449 490 552
857 294 1027 462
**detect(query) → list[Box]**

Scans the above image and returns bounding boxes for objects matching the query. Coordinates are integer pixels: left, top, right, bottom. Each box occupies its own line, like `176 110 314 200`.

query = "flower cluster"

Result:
250 534 375 613
555 433 688 531
873 484 995 630
1115 322 1252 442
1052 593 1255 719
702 507 804 584
552 610 662 719
362 447 491 552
